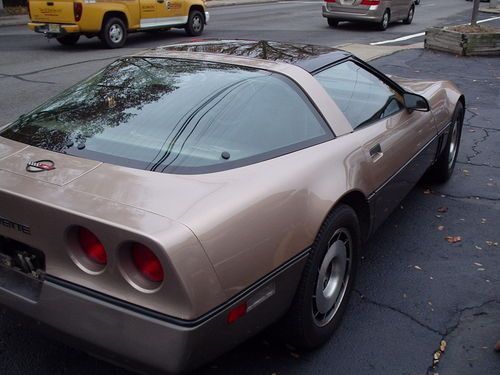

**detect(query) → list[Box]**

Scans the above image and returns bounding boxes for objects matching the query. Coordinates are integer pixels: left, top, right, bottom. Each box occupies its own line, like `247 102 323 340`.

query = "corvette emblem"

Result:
26 160 56 173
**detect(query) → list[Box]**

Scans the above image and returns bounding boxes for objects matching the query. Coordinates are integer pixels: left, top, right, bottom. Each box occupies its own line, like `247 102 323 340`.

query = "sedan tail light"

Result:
361 0 380 5
131 244 164 283
78 227 107 265
325 0 336 2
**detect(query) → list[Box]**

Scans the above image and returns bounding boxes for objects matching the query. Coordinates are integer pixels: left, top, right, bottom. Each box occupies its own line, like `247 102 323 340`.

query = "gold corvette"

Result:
0 40 464 374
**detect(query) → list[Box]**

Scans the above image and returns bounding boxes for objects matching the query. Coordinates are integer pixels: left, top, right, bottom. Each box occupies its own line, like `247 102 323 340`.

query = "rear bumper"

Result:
322 5 383 22
28 22 80 36
0 252 306 374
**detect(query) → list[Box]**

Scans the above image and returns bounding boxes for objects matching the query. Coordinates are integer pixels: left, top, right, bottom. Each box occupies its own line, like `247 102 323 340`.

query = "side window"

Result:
315 61 404 130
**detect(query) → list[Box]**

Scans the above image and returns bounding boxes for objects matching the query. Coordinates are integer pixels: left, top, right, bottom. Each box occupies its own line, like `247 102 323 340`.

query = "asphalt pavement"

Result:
0 1 499 374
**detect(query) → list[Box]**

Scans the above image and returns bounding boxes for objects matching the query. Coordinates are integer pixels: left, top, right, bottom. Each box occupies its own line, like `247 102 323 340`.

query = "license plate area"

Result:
48 24 61 33
0 236 45 301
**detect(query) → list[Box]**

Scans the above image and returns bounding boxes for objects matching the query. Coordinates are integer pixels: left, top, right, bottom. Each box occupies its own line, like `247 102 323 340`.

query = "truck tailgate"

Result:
30 0 75 24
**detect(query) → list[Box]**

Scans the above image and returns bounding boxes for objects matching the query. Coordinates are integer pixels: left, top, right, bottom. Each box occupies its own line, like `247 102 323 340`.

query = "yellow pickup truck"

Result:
27 0 209 48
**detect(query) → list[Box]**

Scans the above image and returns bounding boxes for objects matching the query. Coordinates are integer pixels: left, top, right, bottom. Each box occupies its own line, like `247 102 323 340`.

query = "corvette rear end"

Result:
0 138 307 373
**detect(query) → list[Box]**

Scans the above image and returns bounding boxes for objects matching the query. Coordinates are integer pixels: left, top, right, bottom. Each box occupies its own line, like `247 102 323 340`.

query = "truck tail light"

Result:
74 2 83 22
78 227 107 265
131 244 164 283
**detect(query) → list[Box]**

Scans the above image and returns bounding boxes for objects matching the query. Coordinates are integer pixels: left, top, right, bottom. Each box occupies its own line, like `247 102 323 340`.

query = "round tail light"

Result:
131 244 164 283
78 227 107 265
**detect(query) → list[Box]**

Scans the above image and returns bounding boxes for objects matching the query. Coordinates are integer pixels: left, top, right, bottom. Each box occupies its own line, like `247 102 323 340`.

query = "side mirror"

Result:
403 93 430 112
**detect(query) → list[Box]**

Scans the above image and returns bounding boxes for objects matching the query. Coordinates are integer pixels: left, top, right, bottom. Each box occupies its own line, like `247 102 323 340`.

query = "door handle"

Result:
369 143 383 162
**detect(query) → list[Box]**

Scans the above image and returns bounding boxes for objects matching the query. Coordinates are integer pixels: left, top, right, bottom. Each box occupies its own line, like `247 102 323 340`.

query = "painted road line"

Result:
370 16 500 46
370 32 425 46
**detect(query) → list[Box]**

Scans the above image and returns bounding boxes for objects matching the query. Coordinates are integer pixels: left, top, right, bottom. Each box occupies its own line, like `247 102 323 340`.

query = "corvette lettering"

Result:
0 216 31 235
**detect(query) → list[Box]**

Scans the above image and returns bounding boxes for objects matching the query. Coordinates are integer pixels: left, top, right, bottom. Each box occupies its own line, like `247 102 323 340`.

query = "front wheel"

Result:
56 34 80 46
281 204 360 349
100 17 127 49
403 6 414 24
185 10 204 36
429 102 464 183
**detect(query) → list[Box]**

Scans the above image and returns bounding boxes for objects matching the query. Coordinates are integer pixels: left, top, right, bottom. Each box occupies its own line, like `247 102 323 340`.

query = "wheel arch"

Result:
101 10 129 30
323 190 371 244
189 5 206 22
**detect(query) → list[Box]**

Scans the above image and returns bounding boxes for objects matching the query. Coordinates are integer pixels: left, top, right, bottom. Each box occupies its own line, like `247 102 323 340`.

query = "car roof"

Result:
148 39 352 73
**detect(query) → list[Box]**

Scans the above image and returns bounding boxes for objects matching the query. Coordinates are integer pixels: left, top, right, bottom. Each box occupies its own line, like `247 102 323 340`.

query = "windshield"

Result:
1 57 332 174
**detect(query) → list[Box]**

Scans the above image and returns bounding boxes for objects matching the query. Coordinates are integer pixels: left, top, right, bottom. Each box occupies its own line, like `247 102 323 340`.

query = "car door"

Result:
139 0 179 28
314 60 438 230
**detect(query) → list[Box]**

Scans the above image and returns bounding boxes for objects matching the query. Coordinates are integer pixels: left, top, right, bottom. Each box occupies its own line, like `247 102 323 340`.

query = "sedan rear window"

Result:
1 57 332 174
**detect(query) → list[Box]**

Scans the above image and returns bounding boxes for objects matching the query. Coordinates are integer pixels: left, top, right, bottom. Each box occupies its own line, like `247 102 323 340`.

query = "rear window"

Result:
1 57 332 174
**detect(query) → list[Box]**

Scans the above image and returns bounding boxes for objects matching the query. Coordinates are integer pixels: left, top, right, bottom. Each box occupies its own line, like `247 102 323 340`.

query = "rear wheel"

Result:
100 17 127 49
327 18 339 28
56 34 80 46
403 6 414 24
185 10 204 36
378 10 390 30
429 102 464 183
281 205 360 349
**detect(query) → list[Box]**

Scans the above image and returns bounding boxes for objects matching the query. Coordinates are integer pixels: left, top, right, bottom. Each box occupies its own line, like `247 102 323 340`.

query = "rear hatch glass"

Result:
0 57 331 174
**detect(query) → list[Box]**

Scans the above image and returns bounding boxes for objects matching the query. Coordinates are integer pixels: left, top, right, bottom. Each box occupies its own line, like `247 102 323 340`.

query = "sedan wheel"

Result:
281 204 359 349
378 10 390 30
403 6 414 24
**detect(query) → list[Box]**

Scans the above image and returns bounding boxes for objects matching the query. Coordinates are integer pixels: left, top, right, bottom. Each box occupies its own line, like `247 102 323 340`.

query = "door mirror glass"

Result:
403 93 430 112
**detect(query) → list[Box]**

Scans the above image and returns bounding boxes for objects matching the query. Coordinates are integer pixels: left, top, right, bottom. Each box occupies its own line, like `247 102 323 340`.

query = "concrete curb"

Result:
479 6 500 14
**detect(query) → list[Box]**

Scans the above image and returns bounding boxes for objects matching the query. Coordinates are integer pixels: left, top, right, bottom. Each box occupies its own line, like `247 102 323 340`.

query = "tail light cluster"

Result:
325 0 336 2
361 0 380 5
73 2 83 22
71 226 164 290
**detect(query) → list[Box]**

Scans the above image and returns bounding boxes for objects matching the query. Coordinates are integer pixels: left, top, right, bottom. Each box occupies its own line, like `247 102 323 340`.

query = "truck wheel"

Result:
100 17 127 49
185 10 204 36
56 34 80 46
280 204 360 349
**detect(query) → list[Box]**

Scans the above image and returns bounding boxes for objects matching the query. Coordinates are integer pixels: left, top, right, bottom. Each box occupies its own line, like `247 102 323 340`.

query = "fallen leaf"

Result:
290 352 300 359
440 340 447 352
486 241 493 246
468 129 476 133
463 169 470 175
477 268 485 271
436 214 443 218
424 188 432 194
437 225 444 231
434 351 441 360
437 207 448 213
445 236 462 244
475 245 482 250
403 293 407 298
414 265 423 270
487 182 494 187
474 262 483 267
430 276 434 280
481 218 487 224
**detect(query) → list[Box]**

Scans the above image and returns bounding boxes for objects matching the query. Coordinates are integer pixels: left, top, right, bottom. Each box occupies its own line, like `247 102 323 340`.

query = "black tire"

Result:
100 17 127 49
327 18 339 28
429 102 464 183
403 5 414 24
56 34 80 46
281 204 360 349
378 10 390 31
185 9 204 36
